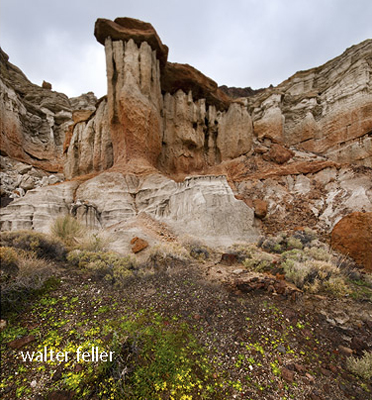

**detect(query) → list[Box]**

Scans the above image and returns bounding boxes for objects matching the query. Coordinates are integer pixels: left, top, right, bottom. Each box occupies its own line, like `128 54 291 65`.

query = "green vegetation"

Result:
1 224 371 399
50 215 84 247
241 230 371 298
67 250 136 286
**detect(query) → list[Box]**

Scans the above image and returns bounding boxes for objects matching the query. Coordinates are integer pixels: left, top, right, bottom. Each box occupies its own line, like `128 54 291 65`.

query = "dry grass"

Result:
50 215 83 247
347 351 372 380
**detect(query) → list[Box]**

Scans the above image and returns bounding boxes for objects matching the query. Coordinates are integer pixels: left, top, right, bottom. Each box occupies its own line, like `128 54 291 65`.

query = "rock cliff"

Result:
1 17 372 267
248 40 372 167
0 48 97 172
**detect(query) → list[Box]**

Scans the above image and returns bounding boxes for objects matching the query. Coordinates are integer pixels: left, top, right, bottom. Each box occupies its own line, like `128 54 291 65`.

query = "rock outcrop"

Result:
248 39 372 166
64 98 113 178
63 18 253 179
0 173 259 248
0 47 98 172
1 17 372 260
331 212 372 271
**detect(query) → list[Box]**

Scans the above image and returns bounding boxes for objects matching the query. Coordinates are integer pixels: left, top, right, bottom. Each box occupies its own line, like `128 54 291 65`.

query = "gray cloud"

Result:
1 0 371 97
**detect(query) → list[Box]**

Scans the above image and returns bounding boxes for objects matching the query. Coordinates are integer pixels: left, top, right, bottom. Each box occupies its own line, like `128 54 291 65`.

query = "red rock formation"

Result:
331 212 372 271
161 62 231 111
94 17 168 68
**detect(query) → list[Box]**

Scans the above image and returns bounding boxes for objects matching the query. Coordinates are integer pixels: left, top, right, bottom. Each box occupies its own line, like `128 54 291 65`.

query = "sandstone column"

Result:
95 18 169 170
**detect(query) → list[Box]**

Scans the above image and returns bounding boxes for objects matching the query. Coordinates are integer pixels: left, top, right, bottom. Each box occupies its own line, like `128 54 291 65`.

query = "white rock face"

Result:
0 181 79 232
248 40 372 166
64 99 113 179
237 165 372 233
1 174 259 248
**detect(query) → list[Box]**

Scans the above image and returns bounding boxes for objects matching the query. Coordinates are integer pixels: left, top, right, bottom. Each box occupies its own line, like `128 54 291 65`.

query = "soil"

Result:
1 258 371 400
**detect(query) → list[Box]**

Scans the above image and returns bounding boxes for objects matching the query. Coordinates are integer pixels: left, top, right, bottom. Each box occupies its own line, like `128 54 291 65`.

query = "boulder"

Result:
266 144 294 164
331 212 372 271
130 237 149 253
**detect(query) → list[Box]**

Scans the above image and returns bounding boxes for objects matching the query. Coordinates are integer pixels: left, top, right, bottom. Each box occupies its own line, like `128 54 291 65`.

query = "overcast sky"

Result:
1 0 371 98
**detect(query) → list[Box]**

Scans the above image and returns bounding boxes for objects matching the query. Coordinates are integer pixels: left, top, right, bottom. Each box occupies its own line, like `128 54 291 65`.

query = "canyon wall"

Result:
248 40 372 167
1 17 372 263
0 48 97 172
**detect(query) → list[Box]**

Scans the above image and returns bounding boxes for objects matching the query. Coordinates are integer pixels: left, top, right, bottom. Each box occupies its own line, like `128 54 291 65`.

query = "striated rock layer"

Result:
0 173 259 248
0 48 98 172
248 39 372 166
2 17 372 263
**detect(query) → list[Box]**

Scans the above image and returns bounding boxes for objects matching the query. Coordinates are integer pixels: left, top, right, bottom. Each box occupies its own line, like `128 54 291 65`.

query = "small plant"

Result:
67 250 136 286
346 351 372 380
0 230 66 260
243 249 276 272
148 243 191 271
1 248 56 314
77 230 111 252
50 215 83 247
181 235 211 261
0 246 19 278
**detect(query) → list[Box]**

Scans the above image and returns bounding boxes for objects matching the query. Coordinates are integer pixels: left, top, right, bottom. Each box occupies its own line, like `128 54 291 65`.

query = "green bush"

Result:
76 231 111 252
67 250 136 286
242 247 276 272
0 230 66 261
259 229 319 254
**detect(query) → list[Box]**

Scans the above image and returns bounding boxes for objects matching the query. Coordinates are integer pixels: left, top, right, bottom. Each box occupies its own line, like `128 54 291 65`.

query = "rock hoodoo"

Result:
64 17 253 178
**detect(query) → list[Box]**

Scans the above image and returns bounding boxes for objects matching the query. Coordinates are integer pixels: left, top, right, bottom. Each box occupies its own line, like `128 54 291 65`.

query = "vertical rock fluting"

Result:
159 61 252 174
93 18 253 177
64 99 113 179
95 18 167 171
158 92 253 175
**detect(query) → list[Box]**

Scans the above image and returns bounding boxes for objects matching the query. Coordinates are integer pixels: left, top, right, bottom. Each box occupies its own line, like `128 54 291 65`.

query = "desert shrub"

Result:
76 231 111 252
1 249 56 312
181 236 211 261
281 256 350 295
281 259 315 288
147 243 190 271
259 229 320 254
304 246 331 262
243 248 277 272
292 228 317 246
323 276 351 296
50 215 83 247
0 246 19 279
67 250 135 286
346 351 372 380
0 230 66 261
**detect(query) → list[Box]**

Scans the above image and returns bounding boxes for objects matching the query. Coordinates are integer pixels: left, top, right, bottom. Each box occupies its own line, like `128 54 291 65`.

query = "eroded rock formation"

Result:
331 212 372 271
0 173 259 248
248 40 372 166
0 48 98 172
64 18 253 178
1 17 372 262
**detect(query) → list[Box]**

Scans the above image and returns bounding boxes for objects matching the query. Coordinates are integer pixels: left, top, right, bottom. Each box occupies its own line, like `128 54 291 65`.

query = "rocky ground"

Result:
1 248 371 400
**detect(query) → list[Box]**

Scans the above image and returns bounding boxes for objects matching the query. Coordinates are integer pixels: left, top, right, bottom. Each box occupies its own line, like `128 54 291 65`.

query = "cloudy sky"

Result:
1 0 371 98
